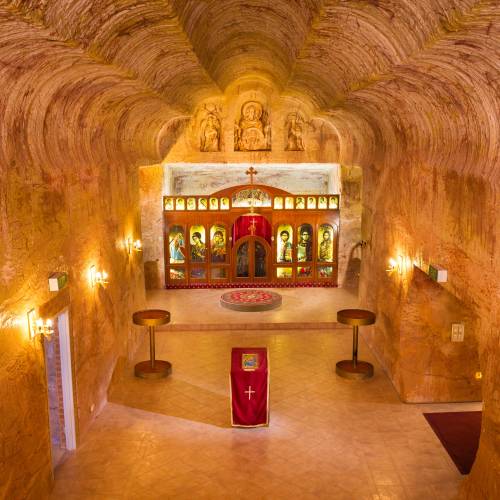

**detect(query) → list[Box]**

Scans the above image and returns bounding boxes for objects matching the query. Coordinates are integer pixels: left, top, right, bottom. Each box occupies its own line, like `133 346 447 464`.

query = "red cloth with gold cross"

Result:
230 348 269 427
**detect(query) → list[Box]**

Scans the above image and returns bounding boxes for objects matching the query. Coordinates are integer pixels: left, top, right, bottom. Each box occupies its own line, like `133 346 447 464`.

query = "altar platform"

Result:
146 287 359 331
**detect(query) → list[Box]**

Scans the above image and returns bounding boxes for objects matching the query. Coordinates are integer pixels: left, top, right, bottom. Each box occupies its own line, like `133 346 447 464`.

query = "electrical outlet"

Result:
451 323 465 342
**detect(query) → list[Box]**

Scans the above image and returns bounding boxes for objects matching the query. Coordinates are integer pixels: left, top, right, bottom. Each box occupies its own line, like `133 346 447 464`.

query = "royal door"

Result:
233 236 271 282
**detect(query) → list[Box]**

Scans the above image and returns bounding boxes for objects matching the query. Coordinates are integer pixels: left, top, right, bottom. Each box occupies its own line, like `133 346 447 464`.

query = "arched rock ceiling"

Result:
1 0 499 170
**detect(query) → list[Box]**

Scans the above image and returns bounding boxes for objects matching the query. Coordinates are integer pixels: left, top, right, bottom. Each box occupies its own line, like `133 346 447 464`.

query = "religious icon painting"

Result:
285 196 294 209
297 266 312 277
318 266 333 278
164 197 174 211
276 267 293 279
236 241 249 277
276 224 293 263
198 197 208 210
242 353 259 371
209 197 219 210
190 268 206 279
329 196 339 209
220 197 230 210
211 267 227 279
210 224 227 263
187 197 196 210
254 242 267 278
169 225 185 263
189 225 206 262
307 196 316 209
297 224 313 262
295 196 305 209
318 196 328 209
175 198 185 210
232 188 271 208
274 196 283 209
318 224 334 262
169 268 185 280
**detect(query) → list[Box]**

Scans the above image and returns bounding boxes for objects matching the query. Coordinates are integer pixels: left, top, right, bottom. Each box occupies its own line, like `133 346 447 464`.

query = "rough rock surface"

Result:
0 1 498 498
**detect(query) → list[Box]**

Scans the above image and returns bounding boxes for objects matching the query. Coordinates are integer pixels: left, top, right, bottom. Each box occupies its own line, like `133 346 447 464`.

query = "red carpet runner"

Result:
423 411 482 474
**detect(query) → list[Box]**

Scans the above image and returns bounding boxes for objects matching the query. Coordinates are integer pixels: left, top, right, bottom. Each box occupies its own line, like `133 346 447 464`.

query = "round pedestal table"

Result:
132 309 171 379
336 309 376 379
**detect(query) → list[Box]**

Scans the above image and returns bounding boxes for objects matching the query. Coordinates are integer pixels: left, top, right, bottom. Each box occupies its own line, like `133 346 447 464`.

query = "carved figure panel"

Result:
285 112 305 151
234 101 271 151
200 108 221 152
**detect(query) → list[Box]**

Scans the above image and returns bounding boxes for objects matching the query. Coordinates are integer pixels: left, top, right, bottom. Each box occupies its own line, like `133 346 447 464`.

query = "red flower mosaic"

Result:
220 289 282 311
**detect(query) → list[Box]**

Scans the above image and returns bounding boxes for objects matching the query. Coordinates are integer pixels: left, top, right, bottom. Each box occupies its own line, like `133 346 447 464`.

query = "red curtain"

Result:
232 214 272 245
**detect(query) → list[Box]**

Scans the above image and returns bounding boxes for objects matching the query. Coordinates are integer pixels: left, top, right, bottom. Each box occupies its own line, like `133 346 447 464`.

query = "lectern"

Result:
336 309 376 379
132 309 171 379
230 348 269 427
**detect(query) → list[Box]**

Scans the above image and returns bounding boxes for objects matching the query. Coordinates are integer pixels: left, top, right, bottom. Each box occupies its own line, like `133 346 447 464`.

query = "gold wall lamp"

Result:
126 238 143 255
89 265 109 287
387 255 409 275
27 308 54 340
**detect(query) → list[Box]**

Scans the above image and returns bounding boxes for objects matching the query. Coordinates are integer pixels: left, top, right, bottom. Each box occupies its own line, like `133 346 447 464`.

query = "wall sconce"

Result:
126 238 142 254
386 258 398 274
475 371 482 380
89 265 109 287
27 308 54 340
387 256 407 275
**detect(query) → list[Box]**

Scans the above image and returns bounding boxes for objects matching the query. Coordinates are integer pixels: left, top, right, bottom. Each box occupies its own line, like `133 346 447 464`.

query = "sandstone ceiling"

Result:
1 0 498 171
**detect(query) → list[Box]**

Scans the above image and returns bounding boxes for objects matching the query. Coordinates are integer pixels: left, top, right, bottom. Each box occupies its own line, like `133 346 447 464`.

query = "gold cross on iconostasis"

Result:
246 166 258 185
246 166 258 214
248 216 258 235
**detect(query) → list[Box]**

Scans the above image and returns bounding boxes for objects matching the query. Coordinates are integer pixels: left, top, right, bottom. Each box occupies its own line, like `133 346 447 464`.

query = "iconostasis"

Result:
163 184 340 288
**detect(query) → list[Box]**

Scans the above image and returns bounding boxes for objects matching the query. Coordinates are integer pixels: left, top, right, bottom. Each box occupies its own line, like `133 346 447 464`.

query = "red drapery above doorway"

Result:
232 214 272 245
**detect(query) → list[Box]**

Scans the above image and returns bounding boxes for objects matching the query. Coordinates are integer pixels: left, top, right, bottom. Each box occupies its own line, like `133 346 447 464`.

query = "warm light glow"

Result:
386 258 397 273
397 255 404 275
475 371 482 380
126 238 142 254
89 265 109 287
28 309 54 339
89 265 96 286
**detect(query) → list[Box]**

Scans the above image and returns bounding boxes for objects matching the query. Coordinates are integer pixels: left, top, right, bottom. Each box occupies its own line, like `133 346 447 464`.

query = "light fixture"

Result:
89 265 109 287
397 255 404 275
475 371 482 380
126 238 142 254
386 258 397 273
387 256 407 275
27 309 54 340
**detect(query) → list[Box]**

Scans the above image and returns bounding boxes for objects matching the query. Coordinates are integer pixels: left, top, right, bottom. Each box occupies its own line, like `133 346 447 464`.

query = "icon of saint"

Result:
297 227 312 262
190 232 206 262
278 230 292 263
234 101 271 151
319 230 333 262
285 112 305 151
169 232 185 263
200 113 221 152
211 231 226 263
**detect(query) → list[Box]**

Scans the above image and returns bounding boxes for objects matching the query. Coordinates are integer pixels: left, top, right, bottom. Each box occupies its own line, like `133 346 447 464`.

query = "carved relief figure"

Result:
234 101 271 151
285 112 305 151
200 112 221 152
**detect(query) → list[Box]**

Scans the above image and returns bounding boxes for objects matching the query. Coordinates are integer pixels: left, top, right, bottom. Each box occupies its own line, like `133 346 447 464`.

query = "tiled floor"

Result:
51 327 481 500
146 287 359 329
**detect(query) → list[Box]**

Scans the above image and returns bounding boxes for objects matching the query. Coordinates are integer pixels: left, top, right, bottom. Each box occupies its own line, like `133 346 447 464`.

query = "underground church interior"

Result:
0 1 498 499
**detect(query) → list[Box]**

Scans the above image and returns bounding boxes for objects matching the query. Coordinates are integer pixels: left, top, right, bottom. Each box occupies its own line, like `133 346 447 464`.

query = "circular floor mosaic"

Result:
220 289 282 312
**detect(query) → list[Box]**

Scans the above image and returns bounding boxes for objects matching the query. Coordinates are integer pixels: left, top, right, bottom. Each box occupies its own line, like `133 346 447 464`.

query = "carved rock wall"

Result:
0 6 170 498
348 5 500 497
0 0 498 498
